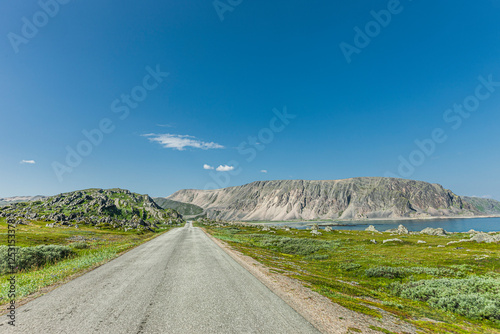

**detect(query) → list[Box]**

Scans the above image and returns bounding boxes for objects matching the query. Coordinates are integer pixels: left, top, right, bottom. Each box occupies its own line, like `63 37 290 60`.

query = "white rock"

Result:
397 224 409 234
383 238 403 244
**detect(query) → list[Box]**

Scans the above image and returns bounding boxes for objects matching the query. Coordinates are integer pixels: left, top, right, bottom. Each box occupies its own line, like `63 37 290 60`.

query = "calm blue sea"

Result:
263 217 500 233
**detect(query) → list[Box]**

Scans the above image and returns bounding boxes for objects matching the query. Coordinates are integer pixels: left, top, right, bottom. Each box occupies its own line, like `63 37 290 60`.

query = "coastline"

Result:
235 214 500 225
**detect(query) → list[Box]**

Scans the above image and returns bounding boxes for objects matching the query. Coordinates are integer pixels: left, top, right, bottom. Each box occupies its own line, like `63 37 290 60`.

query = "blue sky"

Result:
1 0 499 199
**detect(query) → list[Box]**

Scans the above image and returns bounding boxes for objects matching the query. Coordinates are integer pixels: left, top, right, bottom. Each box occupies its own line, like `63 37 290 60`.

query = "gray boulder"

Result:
421 227 447 236
397 224 409 234
470 233 500 243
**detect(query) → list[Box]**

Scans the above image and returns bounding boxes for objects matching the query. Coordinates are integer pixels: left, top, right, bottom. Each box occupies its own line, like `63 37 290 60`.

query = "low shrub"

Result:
0 245 75 274
366 266 463 279
339 262 362 271
366 266 406 279
248 234 340 256
71 241 90 249
389 276 500 320
305 254 329 261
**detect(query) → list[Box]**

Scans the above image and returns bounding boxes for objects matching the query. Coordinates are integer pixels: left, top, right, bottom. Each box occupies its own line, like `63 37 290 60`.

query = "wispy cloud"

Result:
20 160 35 164
142 133 224 151
216 165 234 172
260 170 268 173
203 164 214 170
156 123 174 128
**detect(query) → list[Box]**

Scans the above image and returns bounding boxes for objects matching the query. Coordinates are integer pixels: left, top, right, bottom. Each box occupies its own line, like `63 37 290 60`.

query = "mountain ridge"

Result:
168 177 499 221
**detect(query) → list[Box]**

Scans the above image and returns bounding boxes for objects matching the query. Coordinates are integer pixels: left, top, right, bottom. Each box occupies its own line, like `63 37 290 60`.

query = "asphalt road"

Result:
2 222 320 334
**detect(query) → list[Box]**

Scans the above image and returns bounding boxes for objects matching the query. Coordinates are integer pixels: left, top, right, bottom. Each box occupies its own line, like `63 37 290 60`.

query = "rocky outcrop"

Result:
420 227 447 236
168 177 479 221
0 188 182 229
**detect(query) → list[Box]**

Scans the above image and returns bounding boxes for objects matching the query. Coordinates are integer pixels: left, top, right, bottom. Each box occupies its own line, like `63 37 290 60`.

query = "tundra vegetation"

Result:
0 218 183 306
198 219 500 334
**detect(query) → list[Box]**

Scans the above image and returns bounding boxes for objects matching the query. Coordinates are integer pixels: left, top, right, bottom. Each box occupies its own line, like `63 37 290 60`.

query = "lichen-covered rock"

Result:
397 224 409 234
470 233 500 243
421 227 447 236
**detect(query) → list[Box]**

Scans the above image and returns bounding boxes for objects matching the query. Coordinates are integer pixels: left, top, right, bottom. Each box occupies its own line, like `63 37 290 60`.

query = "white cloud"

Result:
142 133 224 151
20 160 35 164
203 164 214 170
261 170 268 173
216 165 234 172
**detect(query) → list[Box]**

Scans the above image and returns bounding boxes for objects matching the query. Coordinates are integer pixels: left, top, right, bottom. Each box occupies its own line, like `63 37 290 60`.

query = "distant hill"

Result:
153 198 204 216
168 177 484 221
462 196 500 215
0 195 47 206
0 188 183 229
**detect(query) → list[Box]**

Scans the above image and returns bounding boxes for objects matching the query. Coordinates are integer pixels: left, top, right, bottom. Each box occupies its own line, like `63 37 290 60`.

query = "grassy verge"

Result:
198 220 500 333
0 218 183 306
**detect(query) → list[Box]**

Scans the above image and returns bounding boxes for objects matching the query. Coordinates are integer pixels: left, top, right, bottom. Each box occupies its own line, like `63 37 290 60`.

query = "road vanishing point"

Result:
2 222 320 334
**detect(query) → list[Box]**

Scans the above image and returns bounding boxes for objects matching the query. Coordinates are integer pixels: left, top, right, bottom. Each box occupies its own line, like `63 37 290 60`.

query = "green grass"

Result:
0 218 183 306
199 220 500 333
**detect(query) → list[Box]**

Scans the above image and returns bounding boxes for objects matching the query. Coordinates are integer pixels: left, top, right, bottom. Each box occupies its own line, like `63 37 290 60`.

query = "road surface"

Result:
2 222 320 333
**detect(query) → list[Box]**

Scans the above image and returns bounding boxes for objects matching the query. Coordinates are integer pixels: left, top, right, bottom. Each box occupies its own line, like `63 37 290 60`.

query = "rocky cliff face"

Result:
0 188 182 229
168 178 479 221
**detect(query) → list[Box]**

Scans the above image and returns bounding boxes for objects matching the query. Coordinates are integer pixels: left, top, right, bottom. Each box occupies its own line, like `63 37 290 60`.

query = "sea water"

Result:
263 217 500 233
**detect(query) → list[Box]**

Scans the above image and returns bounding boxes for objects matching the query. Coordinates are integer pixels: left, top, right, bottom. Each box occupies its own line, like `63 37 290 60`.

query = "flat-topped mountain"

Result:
168 177 496 221
0 188 182 229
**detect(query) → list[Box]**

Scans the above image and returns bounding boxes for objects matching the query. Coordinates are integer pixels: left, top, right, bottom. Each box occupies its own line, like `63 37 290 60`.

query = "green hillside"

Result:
0 188 183 230
153 198 204 216
462 196 500 215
